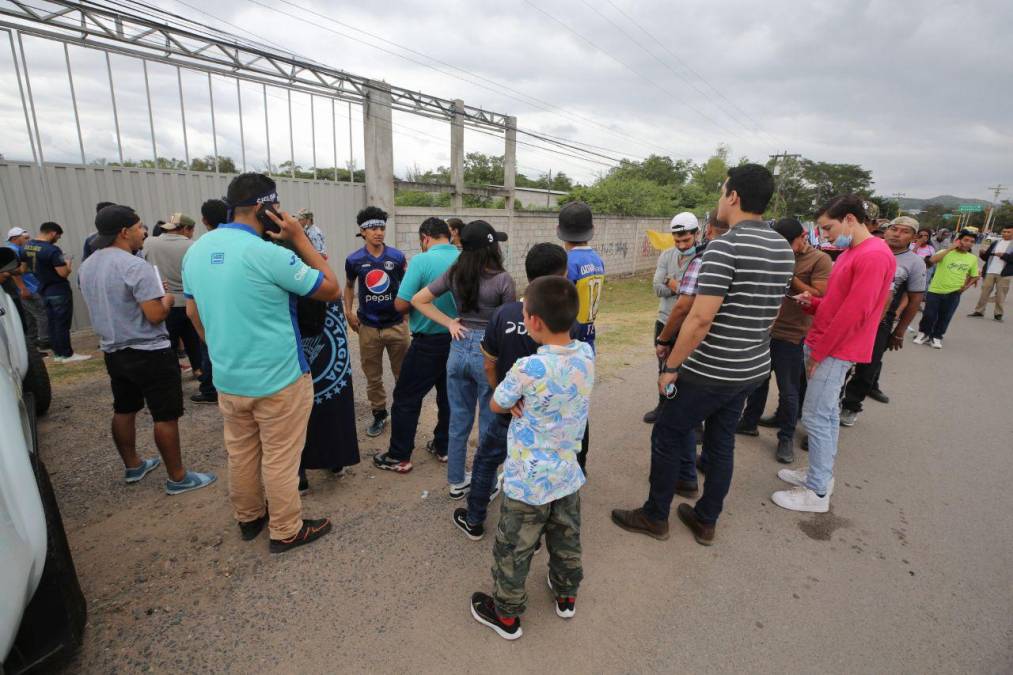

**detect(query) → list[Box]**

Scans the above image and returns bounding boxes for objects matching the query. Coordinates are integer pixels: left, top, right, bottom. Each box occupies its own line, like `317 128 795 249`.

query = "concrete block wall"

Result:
394 207 667 287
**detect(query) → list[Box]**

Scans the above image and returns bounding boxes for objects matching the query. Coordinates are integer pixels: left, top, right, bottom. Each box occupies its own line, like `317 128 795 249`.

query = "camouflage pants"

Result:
491 493 583 618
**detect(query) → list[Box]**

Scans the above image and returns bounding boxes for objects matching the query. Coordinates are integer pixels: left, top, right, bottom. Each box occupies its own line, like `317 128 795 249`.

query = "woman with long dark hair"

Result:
412 220 515 498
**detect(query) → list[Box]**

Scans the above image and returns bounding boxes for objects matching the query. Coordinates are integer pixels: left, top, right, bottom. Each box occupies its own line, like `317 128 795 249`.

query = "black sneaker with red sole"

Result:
547 574 576 618
269 518 332 553
373 452 413 473
470 592 522 640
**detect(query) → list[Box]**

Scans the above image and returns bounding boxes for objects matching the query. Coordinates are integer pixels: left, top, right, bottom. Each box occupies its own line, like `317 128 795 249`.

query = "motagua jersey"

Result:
567 246 605 348
345 245 407 328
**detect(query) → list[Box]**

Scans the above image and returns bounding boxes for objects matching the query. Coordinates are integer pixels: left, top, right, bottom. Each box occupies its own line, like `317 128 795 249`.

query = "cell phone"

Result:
663 382 678 399
256 203 282 235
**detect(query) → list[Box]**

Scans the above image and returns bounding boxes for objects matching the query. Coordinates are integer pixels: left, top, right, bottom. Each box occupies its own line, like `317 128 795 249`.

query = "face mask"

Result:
679 246 697 257
834 234 853 248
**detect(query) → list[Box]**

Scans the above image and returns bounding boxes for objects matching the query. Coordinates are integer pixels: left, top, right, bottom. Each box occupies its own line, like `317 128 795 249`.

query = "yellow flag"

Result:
646 229 674 251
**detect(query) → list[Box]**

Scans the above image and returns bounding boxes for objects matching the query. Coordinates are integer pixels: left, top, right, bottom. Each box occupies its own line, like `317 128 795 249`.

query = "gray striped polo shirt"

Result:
679 220 795 387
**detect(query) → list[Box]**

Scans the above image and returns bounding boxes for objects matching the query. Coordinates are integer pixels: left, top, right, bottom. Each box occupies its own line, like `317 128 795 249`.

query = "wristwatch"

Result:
661 365 680 374
655 336 675 347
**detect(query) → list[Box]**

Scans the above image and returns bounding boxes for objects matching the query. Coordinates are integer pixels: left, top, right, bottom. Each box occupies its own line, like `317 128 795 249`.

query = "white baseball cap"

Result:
669 211 700 234
6 226 28 240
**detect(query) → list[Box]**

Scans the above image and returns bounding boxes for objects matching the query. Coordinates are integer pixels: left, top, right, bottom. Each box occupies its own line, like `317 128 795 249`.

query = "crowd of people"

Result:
2 163 1008 641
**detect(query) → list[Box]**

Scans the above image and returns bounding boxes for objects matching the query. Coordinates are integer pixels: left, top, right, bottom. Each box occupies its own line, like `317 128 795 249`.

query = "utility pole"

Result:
768 151 801 216
891 192 905 216
984 184 1006 233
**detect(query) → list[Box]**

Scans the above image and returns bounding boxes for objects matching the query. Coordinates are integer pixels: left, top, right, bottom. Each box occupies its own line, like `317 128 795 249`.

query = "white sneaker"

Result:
930 338 942 349
912 332 928 345
53 353 93 364
449 473 472 500
777 467 834 496
488 472 504 502
772 486 830 513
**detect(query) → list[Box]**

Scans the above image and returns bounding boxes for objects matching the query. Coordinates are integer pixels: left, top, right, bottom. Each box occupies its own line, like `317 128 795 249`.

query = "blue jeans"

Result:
740 338 805 442
918 291 961 340
43 293 74 357
465 414 510 526
801 348 853 495
446 332 494 485
644 378 754 524
388 333 451 461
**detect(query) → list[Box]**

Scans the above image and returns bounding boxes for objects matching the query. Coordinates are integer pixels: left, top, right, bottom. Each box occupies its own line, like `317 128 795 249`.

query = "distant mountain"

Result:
898 195 992 211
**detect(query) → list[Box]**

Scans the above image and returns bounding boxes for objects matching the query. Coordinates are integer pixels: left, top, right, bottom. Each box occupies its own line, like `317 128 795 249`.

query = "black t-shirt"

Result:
21 239 71 296
481 301 539 385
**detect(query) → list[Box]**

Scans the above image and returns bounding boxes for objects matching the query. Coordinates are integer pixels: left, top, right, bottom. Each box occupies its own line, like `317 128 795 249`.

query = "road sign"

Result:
958 203 983 213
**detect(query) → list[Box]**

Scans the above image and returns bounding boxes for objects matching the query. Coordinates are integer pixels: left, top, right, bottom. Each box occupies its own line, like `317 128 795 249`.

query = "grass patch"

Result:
46 353 107 387
594 273 658 374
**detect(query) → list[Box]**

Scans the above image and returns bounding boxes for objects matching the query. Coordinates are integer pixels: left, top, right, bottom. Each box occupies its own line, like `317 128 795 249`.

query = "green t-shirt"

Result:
397 243 459 334
929 250 980 294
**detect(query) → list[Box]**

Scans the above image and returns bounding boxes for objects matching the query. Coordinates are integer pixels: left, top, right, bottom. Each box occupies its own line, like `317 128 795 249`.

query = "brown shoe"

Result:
611 508 669 540
677 503 715 546
675 480 699 498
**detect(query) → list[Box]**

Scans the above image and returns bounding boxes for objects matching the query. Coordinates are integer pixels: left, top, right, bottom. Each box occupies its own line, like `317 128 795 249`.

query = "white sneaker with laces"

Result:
912 332 928 345
777 467 834 496
54 353 92 364
930 338 943 349
449 473 472 500
772 485 830 513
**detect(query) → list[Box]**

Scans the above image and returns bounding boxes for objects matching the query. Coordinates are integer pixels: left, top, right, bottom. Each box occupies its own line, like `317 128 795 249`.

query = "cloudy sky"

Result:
1 0 1010 201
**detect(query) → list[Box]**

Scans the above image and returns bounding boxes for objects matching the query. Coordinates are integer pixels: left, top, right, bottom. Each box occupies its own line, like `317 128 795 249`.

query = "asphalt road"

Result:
46 289 1010 674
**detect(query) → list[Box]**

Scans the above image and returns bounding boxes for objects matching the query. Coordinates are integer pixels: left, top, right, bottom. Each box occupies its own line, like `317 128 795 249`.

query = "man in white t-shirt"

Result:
969 223 1012 321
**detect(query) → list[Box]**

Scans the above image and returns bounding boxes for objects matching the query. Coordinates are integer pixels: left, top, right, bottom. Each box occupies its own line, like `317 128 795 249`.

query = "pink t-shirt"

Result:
804 237 896 364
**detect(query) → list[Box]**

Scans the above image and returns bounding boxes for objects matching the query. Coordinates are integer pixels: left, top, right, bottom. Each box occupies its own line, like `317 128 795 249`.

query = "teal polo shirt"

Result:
397 243 459 334
182 223 323 397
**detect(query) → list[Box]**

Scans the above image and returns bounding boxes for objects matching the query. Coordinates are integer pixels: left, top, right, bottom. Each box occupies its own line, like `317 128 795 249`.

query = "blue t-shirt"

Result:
396 243 459 334
567 247 605 346
21 239 71 297
182 223 323 398
5 242 39 293
345 245 407 329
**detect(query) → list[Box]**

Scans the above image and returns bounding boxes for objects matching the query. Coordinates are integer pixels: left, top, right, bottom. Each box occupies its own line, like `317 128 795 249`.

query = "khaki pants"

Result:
357 322 409 412
974 273 1010 317
217 374 313 540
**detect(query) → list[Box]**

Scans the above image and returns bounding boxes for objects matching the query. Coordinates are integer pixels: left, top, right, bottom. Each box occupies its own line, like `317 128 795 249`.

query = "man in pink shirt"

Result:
772 195 896 513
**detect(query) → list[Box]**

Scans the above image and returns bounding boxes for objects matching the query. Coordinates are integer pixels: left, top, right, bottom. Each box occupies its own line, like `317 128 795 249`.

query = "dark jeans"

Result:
198 341 216 396
843 320 891 414
165 306 202 368
388 333 452 461
644 378 753 525
740 338 805 441
466 414 510 526
918 291 961 340
43 293 73 357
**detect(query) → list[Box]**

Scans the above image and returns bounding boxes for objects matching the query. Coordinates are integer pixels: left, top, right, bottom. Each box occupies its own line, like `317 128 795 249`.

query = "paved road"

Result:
50 290 1010 673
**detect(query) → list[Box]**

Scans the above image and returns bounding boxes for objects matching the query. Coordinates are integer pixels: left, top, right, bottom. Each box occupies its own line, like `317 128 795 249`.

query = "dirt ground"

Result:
39 275 1012 673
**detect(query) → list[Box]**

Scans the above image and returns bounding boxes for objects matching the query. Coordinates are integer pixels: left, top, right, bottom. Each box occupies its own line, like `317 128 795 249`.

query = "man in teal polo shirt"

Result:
182 173 341 554
374 217 459 473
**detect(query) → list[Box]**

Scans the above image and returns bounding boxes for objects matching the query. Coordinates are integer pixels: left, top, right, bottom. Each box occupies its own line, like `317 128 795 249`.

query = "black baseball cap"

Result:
93 205 140 248
772 217 804 243
460 220 508 251
557 201 594 242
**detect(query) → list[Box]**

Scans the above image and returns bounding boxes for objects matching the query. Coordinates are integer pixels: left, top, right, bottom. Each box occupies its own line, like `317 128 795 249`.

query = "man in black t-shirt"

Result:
452 243 570 541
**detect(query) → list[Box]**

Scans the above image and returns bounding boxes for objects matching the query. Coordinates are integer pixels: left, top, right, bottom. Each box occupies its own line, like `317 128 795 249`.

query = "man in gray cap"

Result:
143 212 202 373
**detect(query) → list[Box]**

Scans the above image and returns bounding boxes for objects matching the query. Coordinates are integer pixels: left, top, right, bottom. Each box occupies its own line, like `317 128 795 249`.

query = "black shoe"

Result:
776 438 794 464
547 574 576 619
995 315 1004 322
298 475 309 494
968 311 984 317
735 420 759 437
868 388 890 404
238 514 268 541
453 508 485 541
470 592 522 640
757 415 779 428
269 518 332 553
190 391 218 404
801 435 809 451
675 480 699 498
425 439 448 463
643 406 660 424
366 413 388 438
373 452 413 473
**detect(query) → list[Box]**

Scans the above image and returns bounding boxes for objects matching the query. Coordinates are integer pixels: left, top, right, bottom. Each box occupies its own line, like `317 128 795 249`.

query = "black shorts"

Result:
103 347 184 422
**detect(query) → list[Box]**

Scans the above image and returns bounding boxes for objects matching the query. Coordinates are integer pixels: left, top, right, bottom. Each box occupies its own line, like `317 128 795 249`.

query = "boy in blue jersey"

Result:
344 206 410 437
557 201 603 471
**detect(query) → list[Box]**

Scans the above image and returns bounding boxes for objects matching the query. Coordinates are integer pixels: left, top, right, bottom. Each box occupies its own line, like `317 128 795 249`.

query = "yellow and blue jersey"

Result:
566 246 605 347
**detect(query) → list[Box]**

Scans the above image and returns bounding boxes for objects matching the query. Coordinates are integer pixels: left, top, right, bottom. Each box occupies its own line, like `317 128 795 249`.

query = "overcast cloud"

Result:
1 0 1010 201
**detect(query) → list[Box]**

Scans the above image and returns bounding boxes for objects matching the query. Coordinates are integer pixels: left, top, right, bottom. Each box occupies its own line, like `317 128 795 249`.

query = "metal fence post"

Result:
208 73 218 173
177 66 189 167
106 51 123 164
8 30 38 165
236 78 246 172
64 43 86 164
143 60 157 164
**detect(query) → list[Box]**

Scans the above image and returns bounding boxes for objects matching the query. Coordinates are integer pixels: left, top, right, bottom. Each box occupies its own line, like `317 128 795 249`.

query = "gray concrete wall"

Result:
394 208 666 287
0 161 366 331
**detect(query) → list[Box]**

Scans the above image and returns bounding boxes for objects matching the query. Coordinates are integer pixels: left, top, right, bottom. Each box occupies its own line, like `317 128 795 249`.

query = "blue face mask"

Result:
833 234 853 248
679 245 697 257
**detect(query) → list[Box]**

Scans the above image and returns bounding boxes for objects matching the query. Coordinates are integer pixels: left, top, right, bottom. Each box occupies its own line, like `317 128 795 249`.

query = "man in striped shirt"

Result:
612 164 794 545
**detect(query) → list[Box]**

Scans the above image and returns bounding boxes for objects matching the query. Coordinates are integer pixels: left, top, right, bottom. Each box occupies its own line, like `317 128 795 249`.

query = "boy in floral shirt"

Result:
469 276 595 640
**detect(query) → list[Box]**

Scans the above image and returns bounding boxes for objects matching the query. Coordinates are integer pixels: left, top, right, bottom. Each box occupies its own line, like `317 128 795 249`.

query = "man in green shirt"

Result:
374 217 460 473
914 230 980 348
